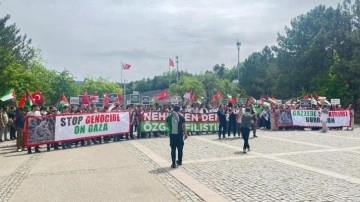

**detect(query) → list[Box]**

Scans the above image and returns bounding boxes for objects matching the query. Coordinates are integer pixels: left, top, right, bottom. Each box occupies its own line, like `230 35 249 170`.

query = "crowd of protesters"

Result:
0 100 355 154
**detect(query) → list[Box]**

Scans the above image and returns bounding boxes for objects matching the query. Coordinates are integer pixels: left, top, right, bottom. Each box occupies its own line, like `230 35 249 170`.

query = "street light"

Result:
236 40 241 83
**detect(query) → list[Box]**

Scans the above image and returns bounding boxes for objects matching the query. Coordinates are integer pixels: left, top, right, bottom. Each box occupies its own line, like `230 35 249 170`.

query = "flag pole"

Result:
168 58 170 89
120 62 123 85
176 55 178 84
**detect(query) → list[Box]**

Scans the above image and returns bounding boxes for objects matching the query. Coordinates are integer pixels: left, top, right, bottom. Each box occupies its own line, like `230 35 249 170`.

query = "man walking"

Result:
240 108 254 153
166 106 187 168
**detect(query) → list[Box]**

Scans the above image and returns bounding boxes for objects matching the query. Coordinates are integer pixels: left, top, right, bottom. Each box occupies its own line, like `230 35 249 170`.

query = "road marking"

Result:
194 136 360 185
130 141 229 202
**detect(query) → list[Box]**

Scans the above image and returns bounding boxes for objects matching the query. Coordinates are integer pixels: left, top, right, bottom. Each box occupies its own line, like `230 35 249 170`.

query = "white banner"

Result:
55 112 130 141
290 109 350 127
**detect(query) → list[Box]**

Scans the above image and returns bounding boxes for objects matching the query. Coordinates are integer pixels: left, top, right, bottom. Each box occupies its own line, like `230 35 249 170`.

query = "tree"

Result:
80 77 123 97
0 15 35 69
169 76 206 101
240 46 275 98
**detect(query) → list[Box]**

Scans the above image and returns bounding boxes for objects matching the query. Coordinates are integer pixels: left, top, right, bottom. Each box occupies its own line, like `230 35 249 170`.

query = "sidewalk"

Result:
0 140 178 202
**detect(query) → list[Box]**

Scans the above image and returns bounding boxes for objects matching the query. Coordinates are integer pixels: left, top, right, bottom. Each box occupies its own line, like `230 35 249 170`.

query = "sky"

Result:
1 0 340 82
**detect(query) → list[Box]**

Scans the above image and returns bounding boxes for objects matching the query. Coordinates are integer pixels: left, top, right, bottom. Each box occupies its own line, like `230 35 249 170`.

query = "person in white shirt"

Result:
320 105 329 133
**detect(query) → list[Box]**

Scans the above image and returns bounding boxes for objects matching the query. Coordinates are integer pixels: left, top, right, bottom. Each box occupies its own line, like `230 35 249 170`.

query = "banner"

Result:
140 112 219 133
276 109 351 127
25 112 130 147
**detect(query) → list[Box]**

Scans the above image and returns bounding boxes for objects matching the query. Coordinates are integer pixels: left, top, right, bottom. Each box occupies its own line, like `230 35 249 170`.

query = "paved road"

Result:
0 127 359 201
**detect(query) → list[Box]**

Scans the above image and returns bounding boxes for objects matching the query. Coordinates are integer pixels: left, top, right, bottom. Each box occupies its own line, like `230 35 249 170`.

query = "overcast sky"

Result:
1 0 340 82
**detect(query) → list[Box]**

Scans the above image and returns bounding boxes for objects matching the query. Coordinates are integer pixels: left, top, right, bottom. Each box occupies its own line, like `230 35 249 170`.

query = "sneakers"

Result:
243 149 247 153
253 135 258 138
171 164 176 168
17 148 22 152
176 160 182 166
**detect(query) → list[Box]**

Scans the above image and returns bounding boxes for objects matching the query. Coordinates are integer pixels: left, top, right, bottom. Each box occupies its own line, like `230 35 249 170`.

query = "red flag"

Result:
18 94 26 107
31 90 44 105
169 58 174 67
259 96 264 105
103 93 109 107
211 95 216 103
215 91 221 99
90 92 97 103
82 90 89 104
229 97 237 104
117 94 122 102
122 63 131 70
247 97 254 106
190 91 195 101
158 89 169 100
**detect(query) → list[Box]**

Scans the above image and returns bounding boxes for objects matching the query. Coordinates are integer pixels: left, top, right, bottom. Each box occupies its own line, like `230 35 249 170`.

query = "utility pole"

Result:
236 41 241 83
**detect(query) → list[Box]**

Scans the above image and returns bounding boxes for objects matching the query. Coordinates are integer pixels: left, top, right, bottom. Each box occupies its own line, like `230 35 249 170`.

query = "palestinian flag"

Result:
0 88 16 102
197 97 205 104
24 91 34 110
57 94 69 111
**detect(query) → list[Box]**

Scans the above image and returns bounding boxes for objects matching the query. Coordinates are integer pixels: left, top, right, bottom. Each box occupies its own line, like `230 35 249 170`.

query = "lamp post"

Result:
123 79 127 106
236 41 241 83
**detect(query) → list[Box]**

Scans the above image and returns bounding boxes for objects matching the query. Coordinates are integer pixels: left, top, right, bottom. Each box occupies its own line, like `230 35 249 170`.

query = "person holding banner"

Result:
166 105 187 168
26 105 41 154
347 104 354 131
320 105 329 133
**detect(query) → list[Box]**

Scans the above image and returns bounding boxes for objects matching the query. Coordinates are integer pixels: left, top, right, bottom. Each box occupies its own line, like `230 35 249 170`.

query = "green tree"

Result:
80 77 123 97
0 15 35 69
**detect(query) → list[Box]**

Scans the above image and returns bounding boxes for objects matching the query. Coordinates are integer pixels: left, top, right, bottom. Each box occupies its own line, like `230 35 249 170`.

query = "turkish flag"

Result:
103 93 109 107
211 95 216 103
90 92 97 103
215 91 221 99
122 63 131 70
169 59 174 67
190 91 195 101
117 93 123 102
158 89 169 100
18 94 26 107
82 90 89 104
32 90 44 105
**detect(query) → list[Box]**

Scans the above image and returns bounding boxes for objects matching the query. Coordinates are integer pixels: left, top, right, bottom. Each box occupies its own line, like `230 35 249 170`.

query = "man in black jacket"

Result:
217 104 226 139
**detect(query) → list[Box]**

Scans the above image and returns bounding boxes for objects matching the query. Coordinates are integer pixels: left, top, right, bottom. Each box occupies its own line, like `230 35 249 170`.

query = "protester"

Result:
227 107 237 138
217 104 226 139
26 105 41 153
166 105 187 168
0 107 9 142
8 106 17 140
15 107 26 152
251 108 258 138
347 104 354 131
320 105 329 133
240 108 254 153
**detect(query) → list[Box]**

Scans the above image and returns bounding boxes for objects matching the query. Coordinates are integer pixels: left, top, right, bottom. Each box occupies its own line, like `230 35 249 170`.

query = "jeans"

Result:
218 122 226 138
241 127 250 151
170 134 184 164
